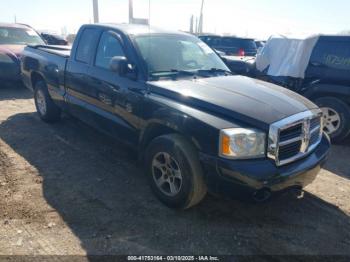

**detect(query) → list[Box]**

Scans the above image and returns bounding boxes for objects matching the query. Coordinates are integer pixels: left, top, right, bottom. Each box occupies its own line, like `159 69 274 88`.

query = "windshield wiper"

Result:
149 69 196 78
197 68 233 76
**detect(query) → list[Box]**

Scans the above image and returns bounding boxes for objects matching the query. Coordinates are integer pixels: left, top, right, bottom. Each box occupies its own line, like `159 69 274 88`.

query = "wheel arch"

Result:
31 71 46 90
303 83 350 105
313 96 350 141
139 120 202 160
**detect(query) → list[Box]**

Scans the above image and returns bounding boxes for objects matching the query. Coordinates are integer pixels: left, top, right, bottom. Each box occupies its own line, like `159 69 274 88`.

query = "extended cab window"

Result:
95 32 125 69
75 28 100 63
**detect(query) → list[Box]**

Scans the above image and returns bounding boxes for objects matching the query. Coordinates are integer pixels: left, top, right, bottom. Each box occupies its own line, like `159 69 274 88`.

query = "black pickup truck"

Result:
21 24 330 209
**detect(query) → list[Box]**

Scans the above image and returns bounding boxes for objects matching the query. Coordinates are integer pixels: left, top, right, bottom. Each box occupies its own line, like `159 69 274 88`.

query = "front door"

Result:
85 30 144 145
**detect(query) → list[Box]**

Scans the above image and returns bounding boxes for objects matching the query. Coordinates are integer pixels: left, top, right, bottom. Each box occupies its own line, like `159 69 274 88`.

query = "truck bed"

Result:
21 45 70 94
28 45 71 58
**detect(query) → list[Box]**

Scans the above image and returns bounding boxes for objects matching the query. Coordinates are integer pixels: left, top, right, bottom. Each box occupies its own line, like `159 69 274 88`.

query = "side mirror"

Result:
109 56 128 75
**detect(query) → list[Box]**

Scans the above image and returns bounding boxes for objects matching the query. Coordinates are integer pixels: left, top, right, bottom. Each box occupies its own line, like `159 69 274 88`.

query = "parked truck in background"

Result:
40 33 69 46
21 24 330 209
256 35 350 142
199 35 258 77
199 35 258 57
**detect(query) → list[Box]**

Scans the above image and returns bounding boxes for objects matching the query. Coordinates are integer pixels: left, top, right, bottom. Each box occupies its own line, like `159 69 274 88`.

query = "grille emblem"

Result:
300 119 311 153
268 110 322 166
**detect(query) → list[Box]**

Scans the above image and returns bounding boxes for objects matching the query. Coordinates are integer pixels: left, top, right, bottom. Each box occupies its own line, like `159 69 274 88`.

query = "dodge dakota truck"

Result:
21 24 330 209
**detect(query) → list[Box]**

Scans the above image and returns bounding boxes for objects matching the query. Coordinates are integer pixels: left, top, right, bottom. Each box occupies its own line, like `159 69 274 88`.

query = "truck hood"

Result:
149 75 318 128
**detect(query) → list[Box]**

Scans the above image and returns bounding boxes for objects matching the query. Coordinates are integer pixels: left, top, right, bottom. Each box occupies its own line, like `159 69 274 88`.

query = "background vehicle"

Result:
255 40 266 49
199 35 257 76
256 35 350 141
220 56 256 76
41 33 68 45
66 34 77 44
199 35 258 57
0 23 45 83
21 24 329 209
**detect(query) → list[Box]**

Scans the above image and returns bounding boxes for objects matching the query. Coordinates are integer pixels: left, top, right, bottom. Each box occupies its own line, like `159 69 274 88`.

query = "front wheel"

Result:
34 81 61 123
314 97 350 142
145 134 207 209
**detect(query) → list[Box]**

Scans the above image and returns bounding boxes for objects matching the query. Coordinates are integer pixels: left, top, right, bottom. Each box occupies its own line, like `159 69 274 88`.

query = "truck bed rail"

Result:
27 45 71 58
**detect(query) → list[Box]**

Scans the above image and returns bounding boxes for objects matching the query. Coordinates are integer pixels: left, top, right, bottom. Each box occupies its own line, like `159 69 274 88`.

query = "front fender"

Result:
141 93 240 155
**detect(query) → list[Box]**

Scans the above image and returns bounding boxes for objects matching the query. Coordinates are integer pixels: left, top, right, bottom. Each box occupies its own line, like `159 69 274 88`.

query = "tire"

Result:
145 134 207 209
314 97 350 142
34 81 61 123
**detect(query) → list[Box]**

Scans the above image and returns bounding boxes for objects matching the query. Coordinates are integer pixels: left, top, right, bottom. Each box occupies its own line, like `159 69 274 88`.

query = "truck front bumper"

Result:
200 134 330 200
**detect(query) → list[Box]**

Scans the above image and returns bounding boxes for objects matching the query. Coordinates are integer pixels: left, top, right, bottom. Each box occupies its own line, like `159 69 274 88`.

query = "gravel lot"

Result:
0 84 349 257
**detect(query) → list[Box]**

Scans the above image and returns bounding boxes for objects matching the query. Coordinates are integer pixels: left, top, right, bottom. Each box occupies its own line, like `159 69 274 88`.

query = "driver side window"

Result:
95 32 125 70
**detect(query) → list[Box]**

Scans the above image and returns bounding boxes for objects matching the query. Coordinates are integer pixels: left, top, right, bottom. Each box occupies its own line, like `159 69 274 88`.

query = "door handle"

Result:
310 62 323 67
107 84 121 93
98 93 112 106
127 86 141 92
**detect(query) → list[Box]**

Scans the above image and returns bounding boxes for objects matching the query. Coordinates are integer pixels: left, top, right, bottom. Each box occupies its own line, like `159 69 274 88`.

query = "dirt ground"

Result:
0 84 349 257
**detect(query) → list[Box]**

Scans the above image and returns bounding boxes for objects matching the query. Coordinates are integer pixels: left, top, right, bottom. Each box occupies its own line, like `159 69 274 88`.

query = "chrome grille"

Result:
279 123 303 141
279 140 302 161
268 110 323 166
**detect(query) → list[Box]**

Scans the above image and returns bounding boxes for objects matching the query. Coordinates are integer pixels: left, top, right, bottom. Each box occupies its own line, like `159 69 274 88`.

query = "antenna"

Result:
93 0 99 23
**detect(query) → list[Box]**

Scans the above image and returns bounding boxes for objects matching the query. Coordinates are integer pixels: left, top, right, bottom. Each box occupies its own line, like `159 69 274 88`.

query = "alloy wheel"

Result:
321 107 341 135
36 89 47 116
151 152 183 197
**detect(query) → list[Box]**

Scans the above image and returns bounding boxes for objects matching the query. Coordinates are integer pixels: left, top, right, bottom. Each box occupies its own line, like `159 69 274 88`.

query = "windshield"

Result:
134 34 229 77
0 27 45 45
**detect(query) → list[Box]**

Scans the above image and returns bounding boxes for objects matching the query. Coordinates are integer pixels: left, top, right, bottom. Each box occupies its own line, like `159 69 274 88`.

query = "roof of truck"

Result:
0 23 32 29
318 35 350 41
87 23 190 36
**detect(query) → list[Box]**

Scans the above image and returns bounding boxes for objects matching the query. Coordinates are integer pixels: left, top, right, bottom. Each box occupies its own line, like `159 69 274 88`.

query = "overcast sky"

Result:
1 0 350 39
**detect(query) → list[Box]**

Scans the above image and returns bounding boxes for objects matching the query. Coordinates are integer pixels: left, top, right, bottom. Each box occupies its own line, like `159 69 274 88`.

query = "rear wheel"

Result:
34 81 61 123
314 97 350 142
145 134 207 209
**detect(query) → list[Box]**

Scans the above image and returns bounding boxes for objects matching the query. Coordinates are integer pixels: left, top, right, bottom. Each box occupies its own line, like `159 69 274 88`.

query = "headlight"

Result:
219 128 266 159
0 53 14 64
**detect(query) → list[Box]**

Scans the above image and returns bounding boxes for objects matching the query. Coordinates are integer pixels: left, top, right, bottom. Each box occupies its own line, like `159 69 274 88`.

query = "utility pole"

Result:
14 15 17 23
128 0 149 25
93 0 99 23
198 0 205 34
129 0 134 24
190 15 194 34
